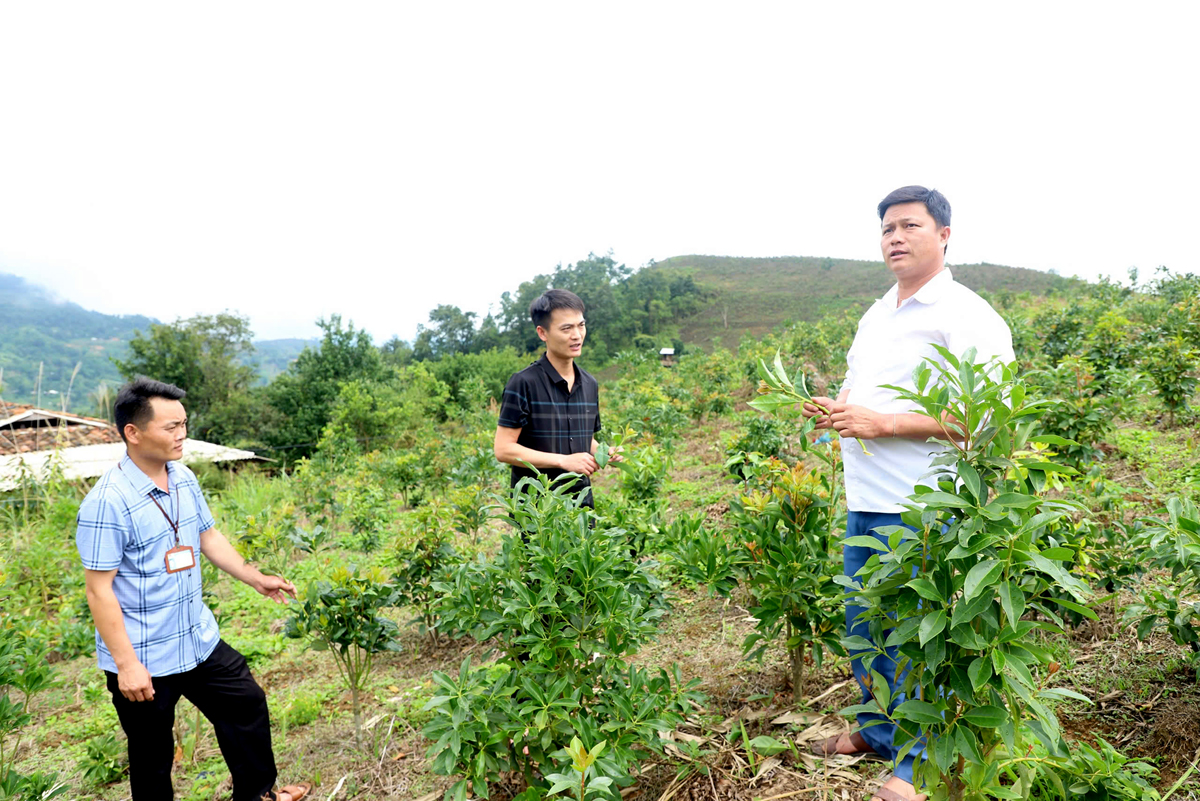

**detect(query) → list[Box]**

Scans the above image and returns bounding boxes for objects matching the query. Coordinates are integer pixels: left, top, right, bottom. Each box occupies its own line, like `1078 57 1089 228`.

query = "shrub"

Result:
424 479 699 800
0 627 59 795
78 733 128 786
1126 497 1200 678
391 501 460 644
284 567 402 747
843 348 1093 800
735 450 844 698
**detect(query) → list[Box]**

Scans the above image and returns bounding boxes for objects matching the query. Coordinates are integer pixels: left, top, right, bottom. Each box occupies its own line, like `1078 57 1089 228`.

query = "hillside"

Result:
0 272 312 410
655 255 1082 346
0 273 156 410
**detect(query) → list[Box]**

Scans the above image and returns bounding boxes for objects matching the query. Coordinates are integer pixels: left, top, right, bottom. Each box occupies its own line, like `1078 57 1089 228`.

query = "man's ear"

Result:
535 325 548 343
940 224 951 253
123 423 141 445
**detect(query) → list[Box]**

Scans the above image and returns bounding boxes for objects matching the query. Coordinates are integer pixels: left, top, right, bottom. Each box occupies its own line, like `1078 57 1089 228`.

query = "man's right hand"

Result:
559 452 599 476
117 660 155 702
802 396 839 428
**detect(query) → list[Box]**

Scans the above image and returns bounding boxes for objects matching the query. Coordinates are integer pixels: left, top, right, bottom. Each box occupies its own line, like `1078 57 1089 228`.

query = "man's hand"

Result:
802 396 838 429
560 452 599 476
251 572 298 604
830 404 889 440
608 446 625 464
117 660 155 702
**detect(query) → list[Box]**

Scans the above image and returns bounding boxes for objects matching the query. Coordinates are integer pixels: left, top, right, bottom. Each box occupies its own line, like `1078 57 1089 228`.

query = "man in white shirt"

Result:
803 186 1014 801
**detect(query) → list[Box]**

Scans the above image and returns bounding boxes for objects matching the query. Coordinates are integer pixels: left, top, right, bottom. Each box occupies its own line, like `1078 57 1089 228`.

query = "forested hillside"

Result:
0 273 155 409
0 271 313 411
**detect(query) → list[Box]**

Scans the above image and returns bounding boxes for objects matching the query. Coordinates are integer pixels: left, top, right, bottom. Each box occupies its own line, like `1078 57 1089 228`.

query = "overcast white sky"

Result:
1 3 1196 342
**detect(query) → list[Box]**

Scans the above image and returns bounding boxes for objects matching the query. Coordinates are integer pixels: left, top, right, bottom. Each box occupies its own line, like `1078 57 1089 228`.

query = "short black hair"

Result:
114 377 186 443
530 289 585 330
877 185 951 229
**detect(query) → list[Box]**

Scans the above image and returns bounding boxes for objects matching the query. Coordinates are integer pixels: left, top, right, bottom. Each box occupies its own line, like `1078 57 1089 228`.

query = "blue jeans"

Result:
843 511 927 785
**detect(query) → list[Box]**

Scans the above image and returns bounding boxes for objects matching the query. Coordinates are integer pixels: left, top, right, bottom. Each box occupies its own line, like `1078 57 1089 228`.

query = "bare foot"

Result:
872 776 927 801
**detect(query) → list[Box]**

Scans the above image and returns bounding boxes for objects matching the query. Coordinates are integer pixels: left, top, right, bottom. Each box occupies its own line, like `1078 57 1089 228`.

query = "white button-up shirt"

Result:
841 268 1014 512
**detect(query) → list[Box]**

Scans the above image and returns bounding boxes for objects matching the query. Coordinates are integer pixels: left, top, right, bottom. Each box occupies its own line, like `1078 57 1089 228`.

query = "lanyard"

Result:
119 462 180 547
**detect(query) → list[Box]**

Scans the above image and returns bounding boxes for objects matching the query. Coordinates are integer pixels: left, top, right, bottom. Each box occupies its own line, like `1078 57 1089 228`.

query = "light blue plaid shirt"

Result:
76 454 221 676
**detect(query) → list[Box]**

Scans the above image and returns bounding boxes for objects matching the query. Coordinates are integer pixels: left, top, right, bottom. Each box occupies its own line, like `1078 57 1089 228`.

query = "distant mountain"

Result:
242 338 319 385
0 272 313 411
652 256 1081 346
0 273 157 411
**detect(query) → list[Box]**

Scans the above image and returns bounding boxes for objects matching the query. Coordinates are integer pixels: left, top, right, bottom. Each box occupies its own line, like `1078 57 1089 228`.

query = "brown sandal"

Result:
811 730 879 758
276 782 312 801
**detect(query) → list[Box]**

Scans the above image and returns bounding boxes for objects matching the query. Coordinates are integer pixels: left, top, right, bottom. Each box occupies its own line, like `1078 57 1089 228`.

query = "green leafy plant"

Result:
1140 333 1198 426
77 733 128 786
424 478 700 800
284 566 402 747
843 347 1094 800
545 737 613 801
735 448 844 698
391 501 460 644
0 628 58 794
1126 497 1200 678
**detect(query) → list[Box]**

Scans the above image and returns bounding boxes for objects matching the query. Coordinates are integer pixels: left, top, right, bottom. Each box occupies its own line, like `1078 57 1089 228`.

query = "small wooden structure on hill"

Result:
659 347 676 367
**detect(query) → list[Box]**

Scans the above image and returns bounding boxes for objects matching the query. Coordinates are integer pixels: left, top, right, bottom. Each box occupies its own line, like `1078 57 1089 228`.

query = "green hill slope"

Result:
653 255 1081 346
0 273 313 410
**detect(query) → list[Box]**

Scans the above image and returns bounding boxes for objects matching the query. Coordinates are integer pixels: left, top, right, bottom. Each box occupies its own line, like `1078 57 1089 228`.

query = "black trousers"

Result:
106 640 277 801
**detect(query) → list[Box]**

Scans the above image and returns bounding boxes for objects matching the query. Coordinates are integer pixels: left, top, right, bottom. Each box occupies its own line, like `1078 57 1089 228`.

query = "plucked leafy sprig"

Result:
749 351 872 455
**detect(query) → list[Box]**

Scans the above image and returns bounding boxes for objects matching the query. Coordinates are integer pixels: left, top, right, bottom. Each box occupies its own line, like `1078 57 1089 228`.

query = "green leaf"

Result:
747 736 789 756
906 578 945 603
915 491 972 508
844 536 890 551
1048 596 1098 621
964 559 1003 602
999 581 1025 626
895 699 945 726
968 656 993 691
963 705 1009 728
919 611 947 647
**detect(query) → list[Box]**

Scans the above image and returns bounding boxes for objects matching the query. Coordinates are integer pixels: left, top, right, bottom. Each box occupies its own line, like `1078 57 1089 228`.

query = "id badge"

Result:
165 545 196 573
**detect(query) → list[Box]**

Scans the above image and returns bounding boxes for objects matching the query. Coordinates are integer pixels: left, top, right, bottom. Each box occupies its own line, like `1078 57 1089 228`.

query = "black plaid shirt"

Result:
497 354 602 506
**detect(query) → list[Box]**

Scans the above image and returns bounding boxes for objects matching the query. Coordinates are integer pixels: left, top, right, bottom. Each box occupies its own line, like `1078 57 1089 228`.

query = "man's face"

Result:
880 201 950 282
537 308 586 360
126 398 188 463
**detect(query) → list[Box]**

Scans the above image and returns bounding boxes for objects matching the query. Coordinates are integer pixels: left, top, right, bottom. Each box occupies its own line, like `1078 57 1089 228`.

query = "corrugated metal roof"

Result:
0 439 261 491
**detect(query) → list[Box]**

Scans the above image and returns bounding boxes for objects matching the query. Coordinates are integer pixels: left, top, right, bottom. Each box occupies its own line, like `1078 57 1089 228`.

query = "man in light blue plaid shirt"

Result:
77 378 311 801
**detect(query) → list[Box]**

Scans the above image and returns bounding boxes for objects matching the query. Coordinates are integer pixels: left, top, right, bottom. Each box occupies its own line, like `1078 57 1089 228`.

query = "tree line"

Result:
110 253 710 460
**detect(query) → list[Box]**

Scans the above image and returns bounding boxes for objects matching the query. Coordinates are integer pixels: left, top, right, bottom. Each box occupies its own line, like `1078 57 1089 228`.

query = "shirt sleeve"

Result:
192 482 216 533
76 492 130 571
497 373 530 429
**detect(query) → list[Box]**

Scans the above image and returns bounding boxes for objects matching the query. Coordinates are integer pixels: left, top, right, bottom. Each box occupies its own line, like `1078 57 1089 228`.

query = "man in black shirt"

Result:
494 289 617 507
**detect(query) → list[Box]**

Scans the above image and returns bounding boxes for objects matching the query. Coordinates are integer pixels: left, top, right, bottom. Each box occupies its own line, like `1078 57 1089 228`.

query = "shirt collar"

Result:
118 452 174 496
536 353 578 387
884 267 954 308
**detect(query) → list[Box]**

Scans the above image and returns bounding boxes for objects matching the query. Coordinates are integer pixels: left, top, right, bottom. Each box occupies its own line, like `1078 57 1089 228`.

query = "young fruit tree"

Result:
284 566 401 748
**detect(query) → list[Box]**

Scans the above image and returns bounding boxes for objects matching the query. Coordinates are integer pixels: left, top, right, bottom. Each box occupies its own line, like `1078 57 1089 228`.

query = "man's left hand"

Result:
608 446 625 464
252 573 298 604
830 404 888 440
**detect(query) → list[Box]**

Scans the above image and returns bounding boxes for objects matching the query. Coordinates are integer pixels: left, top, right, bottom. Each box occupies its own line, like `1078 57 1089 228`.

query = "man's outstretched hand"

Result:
252 573 298 604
